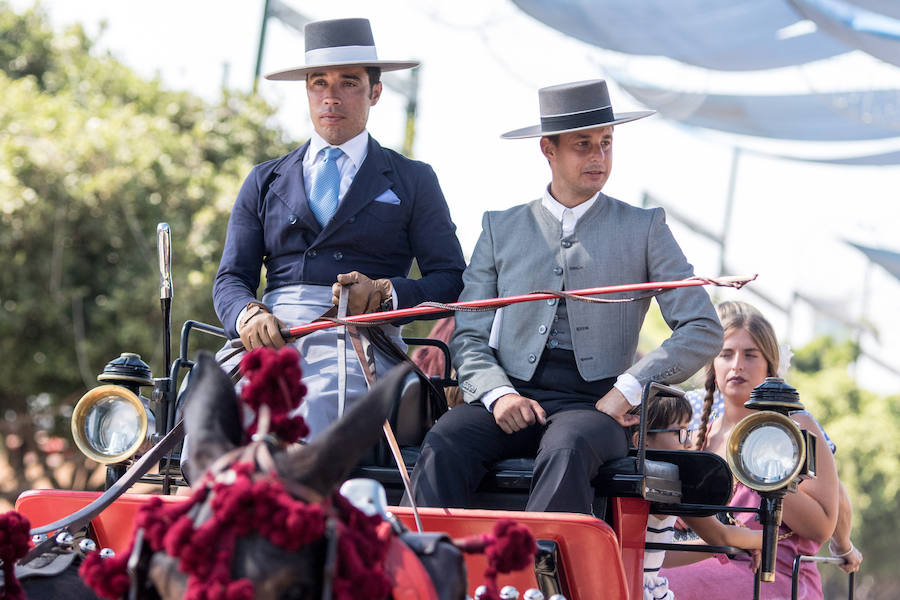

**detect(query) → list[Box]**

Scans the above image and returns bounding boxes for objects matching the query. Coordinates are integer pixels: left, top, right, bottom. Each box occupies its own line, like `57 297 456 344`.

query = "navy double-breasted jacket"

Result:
213 135 466 338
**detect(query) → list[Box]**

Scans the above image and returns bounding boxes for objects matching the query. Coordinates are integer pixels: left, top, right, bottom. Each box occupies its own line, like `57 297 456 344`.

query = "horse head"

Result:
128 349 407 600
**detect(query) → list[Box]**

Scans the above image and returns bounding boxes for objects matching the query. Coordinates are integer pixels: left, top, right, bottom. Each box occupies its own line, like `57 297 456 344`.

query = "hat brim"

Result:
265 60 420 81
500 110 656 139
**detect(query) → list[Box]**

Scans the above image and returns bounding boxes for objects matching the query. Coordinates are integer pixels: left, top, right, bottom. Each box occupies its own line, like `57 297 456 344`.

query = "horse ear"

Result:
277 363 410 496
182 352 243 481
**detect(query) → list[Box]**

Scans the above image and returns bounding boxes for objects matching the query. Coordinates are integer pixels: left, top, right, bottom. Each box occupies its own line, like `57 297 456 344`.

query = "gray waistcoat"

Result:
451 194 723 404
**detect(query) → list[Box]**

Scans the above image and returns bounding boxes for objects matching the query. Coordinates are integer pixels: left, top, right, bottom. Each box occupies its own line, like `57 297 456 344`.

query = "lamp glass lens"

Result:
83 396 141 456
740 423 799 484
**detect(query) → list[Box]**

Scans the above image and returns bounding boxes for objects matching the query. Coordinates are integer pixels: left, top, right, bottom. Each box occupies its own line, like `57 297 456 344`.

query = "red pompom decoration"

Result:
453 518 537 600
330 494 392 600
485 519 536 574
0 510 31 600
79 550 131 600
240 346 309 441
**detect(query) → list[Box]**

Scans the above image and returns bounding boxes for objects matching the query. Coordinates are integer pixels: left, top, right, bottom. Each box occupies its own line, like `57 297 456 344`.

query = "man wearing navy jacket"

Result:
213 18 464 438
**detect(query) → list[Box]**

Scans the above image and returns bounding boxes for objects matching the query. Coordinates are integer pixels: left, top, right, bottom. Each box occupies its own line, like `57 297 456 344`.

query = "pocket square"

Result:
374 189 401 205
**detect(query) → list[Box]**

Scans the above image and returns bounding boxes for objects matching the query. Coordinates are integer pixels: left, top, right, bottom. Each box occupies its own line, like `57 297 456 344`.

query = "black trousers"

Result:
409 349 628 514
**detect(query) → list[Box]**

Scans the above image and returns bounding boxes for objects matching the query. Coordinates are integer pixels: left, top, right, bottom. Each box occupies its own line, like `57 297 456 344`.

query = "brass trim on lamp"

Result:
71 385 148 464
727 411 806 493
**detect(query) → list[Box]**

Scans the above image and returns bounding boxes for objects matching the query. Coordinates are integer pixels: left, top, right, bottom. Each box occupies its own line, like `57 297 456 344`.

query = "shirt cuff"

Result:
390 287 398 310
481 386 518 412
615 373 643 406
235 306 248 334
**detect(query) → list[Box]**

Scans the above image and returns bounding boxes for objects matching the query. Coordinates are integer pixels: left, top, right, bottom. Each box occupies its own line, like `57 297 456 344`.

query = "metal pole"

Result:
852 260 873 378
156 224 173 376
253 0 271 93
719 147 741 277
401 67 420 157
221 61 231 93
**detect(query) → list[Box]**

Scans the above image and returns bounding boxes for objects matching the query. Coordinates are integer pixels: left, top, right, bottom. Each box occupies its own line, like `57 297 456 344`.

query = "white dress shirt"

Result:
480 186 642 411
302 129 369 202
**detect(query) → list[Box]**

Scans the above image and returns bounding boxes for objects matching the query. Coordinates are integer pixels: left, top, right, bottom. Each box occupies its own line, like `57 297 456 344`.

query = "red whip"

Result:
276 274 755 340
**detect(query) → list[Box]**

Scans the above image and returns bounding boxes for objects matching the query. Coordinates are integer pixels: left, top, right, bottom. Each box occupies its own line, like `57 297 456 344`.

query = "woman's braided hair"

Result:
693 301 780 451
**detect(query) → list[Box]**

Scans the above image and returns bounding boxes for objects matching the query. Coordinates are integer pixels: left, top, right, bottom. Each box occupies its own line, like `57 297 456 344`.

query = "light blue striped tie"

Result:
309 146 343 227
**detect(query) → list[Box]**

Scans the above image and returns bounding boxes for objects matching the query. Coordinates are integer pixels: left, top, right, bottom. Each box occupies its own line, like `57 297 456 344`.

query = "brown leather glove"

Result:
237 302 287 350
331 271 393 315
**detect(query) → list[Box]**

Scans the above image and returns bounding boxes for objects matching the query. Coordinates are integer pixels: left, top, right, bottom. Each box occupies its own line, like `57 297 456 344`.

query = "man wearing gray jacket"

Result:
408 79 724 514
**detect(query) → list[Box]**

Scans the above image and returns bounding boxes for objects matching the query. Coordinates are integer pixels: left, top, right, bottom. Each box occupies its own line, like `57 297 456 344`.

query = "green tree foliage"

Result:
790 336 900 586
0 2 297 419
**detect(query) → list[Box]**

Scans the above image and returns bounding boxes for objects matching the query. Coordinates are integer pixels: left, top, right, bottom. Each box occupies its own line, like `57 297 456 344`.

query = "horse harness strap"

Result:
336 286 350 418
206 439 325 507
8 546 77 583
334 309 426 534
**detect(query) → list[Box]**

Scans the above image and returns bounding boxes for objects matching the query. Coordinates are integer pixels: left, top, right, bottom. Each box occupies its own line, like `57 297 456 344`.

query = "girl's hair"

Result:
694 301 780 450
627 394 693 445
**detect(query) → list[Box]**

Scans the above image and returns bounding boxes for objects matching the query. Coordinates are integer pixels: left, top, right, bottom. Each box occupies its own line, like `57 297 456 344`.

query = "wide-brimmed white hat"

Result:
265 18 419 81
501 79 655 139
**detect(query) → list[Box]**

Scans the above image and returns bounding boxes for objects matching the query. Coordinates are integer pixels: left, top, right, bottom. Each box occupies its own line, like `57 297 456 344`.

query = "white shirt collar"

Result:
541 186 599 225
307 129 369 169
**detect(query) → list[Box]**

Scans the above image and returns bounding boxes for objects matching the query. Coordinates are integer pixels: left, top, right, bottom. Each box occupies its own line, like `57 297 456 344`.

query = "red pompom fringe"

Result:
0 511 31 600
240 347 309 441
331 494 392 600
454 518 536 600
79 550 131 600
82 462 392 599
486 520 536 574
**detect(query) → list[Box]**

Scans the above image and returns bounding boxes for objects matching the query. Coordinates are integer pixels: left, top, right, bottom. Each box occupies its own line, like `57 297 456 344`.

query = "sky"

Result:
10 0 900 394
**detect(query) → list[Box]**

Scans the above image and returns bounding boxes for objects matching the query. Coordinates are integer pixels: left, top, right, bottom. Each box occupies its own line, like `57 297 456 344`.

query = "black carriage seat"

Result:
355 441 686 514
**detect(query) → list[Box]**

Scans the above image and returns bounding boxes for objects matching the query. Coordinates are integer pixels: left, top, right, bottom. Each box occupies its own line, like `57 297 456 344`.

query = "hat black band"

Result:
540 106 615 132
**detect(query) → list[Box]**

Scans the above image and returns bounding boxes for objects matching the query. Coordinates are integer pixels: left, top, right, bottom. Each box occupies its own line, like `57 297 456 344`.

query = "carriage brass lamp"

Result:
725 377 817 583
71 353 155 464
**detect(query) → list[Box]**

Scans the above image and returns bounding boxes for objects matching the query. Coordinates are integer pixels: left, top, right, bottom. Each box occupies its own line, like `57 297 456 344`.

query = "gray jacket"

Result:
451 194 723 404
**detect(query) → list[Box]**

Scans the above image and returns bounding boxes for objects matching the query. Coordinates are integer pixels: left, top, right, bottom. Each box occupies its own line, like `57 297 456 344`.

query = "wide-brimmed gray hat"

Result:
265 18 419 81
501 79 654 139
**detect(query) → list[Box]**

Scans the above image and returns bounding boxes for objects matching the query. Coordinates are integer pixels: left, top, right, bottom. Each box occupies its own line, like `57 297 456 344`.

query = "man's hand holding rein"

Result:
331 271 393 315
238 301 287 350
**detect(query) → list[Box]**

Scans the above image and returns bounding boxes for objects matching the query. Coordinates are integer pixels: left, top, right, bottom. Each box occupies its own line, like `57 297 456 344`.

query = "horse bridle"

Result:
135 406 342 600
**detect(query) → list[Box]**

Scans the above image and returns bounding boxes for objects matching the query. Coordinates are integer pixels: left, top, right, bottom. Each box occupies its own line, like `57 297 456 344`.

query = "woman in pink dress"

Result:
661 301 841 599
